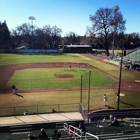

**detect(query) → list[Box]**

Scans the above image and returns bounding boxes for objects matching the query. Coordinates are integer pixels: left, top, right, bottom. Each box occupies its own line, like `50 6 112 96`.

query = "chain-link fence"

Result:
0 103 81 117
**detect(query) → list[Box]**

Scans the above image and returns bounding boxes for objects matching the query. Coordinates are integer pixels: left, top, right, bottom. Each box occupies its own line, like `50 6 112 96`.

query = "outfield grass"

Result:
0 53 85 65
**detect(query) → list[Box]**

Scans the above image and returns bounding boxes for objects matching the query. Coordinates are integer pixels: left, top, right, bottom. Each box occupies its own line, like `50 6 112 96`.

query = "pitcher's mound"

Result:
55 74 74 78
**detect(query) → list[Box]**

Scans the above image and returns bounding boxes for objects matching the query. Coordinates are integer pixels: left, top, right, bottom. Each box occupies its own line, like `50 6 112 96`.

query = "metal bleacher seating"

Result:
124 117 140 127
10 124 32 134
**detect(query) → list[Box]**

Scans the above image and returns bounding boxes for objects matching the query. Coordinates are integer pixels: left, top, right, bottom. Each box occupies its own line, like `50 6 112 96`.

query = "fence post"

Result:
88 71 91 113
14 107 15 116
37 105 38 114
58 104 60 112
80 75 82 105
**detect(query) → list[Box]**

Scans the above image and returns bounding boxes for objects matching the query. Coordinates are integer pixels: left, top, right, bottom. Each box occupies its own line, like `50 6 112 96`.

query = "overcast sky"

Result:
1 0 140 36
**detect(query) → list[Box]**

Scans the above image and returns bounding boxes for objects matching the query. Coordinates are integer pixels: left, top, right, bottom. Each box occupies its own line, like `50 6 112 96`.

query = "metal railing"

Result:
69 125 99 140
88 110 140 122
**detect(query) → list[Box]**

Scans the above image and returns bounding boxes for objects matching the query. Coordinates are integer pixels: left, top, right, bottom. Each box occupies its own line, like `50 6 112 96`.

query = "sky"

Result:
0 0 140 37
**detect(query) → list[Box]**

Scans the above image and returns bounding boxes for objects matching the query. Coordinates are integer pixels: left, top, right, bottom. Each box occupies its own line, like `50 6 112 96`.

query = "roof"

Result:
65 45 91 48
15 46 27 50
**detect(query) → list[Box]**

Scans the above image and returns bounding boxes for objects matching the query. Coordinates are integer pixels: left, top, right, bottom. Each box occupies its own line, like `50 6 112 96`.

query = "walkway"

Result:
0 112 83 126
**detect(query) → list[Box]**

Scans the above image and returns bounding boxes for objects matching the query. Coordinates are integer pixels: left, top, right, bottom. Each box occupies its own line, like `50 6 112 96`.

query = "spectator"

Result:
23 110 30 115
68 126 74 135
27 134 37 140
39 128 48 139
52 109 57 113
53 129 61 138
78 122 86 134
109 117 119 126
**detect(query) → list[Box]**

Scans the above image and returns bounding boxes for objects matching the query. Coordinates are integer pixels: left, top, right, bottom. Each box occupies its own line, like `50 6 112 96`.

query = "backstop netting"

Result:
80 71 91 112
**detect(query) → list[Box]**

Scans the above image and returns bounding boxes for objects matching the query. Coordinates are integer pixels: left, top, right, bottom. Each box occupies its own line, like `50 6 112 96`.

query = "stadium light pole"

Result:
28 16 36 49
112 5 120 59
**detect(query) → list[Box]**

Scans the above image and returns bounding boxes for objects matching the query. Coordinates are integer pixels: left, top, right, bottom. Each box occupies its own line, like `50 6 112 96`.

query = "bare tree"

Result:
87 7 126 56
51 25 62 48
12 24 62 49
11 23 33 48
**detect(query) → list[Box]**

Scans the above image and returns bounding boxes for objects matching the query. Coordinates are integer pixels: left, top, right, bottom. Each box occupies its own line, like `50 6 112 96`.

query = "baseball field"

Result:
0 53 140 116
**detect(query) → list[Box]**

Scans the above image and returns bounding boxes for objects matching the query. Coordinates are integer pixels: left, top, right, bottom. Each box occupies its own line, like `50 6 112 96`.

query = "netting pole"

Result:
117 47 124 110
88 71 91 113
80 75 82 106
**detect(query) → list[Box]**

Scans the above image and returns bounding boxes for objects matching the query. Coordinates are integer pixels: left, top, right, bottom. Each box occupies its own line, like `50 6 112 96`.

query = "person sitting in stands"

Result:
27 134 37 140
52 109 57 113
23 110 29 115
39 128 48 139
53 129 61 138
78 122 86 135
68 126 74 135
109 117 119 126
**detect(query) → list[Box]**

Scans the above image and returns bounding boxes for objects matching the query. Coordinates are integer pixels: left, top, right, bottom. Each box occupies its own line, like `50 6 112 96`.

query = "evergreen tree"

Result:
0 20 11 49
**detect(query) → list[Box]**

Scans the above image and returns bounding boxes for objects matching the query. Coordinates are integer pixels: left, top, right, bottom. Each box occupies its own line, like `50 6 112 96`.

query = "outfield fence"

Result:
0 103 85 117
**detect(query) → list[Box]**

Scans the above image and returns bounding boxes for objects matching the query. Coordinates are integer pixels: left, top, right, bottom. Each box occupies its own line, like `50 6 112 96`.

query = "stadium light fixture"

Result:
28 16 36 49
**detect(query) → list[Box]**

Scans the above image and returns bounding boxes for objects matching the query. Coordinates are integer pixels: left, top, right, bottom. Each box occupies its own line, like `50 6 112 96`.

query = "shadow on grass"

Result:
15 93 23 98
105 105 116 109
120 100 136 107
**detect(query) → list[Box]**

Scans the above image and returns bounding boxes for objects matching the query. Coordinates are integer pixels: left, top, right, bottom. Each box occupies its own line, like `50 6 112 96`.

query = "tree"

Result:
0 21 11 49
12 24 62 49
11 23 33 48
64 32 80 45
116 32 140 50
87 6 126 56
51 25 62 48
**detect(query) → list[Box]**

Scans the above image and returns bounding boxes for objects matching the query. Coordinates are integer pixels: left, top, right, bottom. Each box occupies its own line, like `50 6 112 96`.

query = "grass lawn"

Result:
0 89 139 116
0 53 140 83
0 53 140 116
0 53 85 65
6 68 115 90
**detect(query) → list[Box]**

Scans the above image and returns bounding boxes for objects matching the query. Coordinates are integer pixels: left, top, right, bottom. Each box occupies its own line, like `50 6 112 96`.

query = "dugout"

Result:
63 45 92 53
92 49 106 55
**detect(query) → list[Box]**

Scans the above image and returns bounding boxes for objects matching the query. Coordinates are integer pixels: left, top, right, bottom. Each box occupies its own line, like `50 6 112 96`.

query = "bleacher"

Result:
10 124 32 135
1 120 140 140
1 109 140 140
125 47 140 62
124 117 140 127
123 47 140 70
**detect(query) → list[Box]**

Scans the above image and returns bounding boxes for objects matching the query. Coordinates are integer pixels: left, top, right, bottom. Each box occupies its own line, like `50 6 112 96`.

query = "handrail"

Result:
69 125 99 140
85 132 99 140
